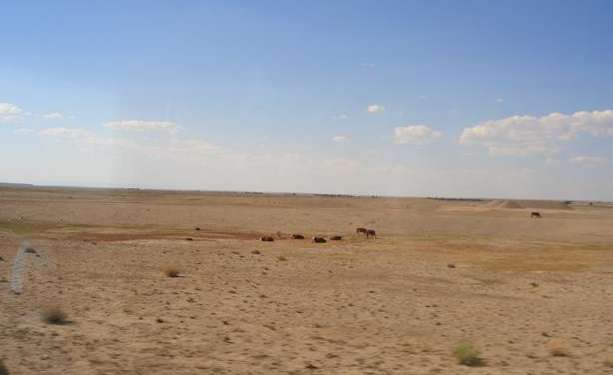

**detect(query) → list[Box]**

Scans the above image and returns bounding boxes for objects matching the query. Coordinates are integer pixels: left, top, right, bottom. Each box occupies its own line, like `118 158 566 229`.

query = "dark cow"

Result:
366 229 376 239
329 235 342 241
260 236 275 242
312 236 327 243
530 212 542 218
291 234 305 239
356 227 368 235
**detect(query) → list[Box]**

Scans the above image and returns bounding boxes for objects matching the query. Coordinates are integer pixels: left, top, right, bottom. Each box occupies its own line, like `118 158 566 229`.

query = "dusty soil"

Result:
1 187 612 374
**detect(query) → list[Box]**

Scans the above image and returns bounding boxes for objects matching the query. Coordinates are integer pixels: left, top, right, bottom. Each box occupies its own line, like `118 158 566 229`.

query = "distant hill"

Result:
0 182 35 188
486 199 572 210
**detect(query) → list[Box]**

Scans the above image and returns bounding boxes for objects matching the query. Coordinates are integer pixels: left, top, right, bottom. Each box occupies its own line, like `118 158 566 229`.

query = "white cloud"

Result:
37 127 136 149
39 127 91 138
104 120 178 133
335 113 349 120
496 98 504 103
0 102 24 123
332 135 350 143
459 109 613 156
360 63 375 69
165 139 221 157
13 128 34 135
367 104 385 113
43 112 65 120
569 156 607 168
394 125 442 145
36 127 219 159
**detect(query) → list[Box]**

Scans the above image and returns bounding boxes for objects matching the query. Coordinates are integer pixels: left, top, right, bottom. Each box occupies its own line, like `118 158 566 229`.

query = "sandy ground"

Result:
1 187 613 374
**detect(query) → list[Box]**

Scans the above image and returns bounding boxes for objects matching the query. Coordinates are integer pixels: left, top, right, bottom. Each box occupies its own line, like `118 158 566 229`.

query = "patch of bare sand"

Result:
1 187 613 374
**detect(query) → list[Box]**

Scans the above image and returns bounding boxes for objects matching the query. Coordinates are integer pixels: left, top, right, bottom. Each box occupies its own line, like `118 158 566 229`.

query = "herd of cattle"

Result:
260 227 376 243
257 211 544 243
216 210 543 244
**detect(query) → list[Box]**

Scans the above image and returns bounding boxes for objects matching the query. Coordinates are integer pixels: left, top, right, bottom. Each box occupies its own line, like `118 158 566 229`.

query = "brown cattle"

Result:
312 236 327 243
530 212 542 218
260 236 275 242
356 227 368 235
329 235 342 240
291 234 305 239
366 229 376 239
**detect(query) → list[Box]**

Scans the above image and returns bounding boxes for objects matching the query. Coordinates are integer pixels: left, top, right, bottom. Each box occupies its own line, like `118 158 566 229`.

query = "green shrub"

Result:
453 341 483 366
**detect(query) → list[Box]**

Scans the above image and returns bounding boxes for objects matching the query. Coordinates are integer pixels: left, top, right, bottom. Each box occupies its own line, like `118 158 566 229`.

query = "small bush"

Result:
453 341 483 366
547 338 570 357
41 306 68 325
0 359 9 375
604 356 613 368
164 267 180 278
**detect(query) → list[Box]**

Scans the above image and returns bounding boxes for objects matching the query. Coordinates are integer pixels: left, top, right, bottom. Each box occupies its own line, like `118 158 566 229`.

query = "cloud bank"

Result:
367 104 385 113
0 102 24 123
104 120 178 133
394 125 442 144
569 155 608 168
460 110 613 156
43 112 65 120
332 135 350 143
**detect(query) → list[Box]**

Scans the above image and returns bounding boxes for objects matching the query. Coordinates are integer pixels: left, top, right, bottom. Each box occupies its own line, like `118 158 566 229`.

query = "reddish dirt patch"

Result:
68 229 261 242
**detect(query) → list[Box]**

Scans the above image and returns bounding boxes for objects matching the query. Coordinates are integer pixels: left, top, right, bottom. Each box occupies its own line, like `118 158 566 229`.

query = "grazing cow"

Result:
366 229 376 239
312 236 327 243
356 227 368 235
291 234 305 239
329 235 342 241
260 236 275 242
530 212 542 218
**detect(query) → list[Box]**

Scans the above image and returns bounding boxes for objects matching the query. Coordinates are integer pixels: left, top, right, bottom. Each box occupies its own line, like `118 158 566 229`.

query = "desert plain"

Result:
1 186 613 374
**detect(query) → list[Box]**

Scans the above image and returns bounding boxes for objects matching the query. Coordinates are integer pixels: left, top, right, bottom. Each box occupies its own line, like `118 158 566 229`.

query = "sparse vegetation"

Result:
453 341 483 366
164 267 181 278
604 356 613 368
547 338 570 357
41 306 68 325
277 256 287 261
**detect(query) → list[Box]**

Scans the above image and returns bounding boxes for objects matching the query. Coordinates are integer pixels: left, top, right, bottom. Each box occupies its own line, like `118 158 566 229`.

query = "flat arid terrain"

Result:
1 186 613 374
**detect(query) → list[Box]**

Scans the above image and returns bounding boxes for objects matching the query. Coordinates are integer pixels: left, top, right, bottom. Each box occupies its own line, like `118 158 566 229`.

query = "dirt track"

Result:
1 187 613 374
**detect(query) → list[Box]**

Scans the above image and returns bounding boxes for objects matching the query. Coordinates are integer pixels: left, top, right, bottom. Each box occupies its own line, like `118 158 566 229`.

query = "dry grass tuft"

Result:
603 355 613 368
547 338 570 357
453 341 483 366
41 306 68 325
0 359 9 375
164 267 181 278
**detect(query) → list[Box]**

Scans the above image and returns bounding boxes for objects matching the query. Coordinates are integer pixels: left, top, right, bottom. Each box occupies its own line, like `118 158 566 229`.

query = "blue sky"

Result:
1 1 613 200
